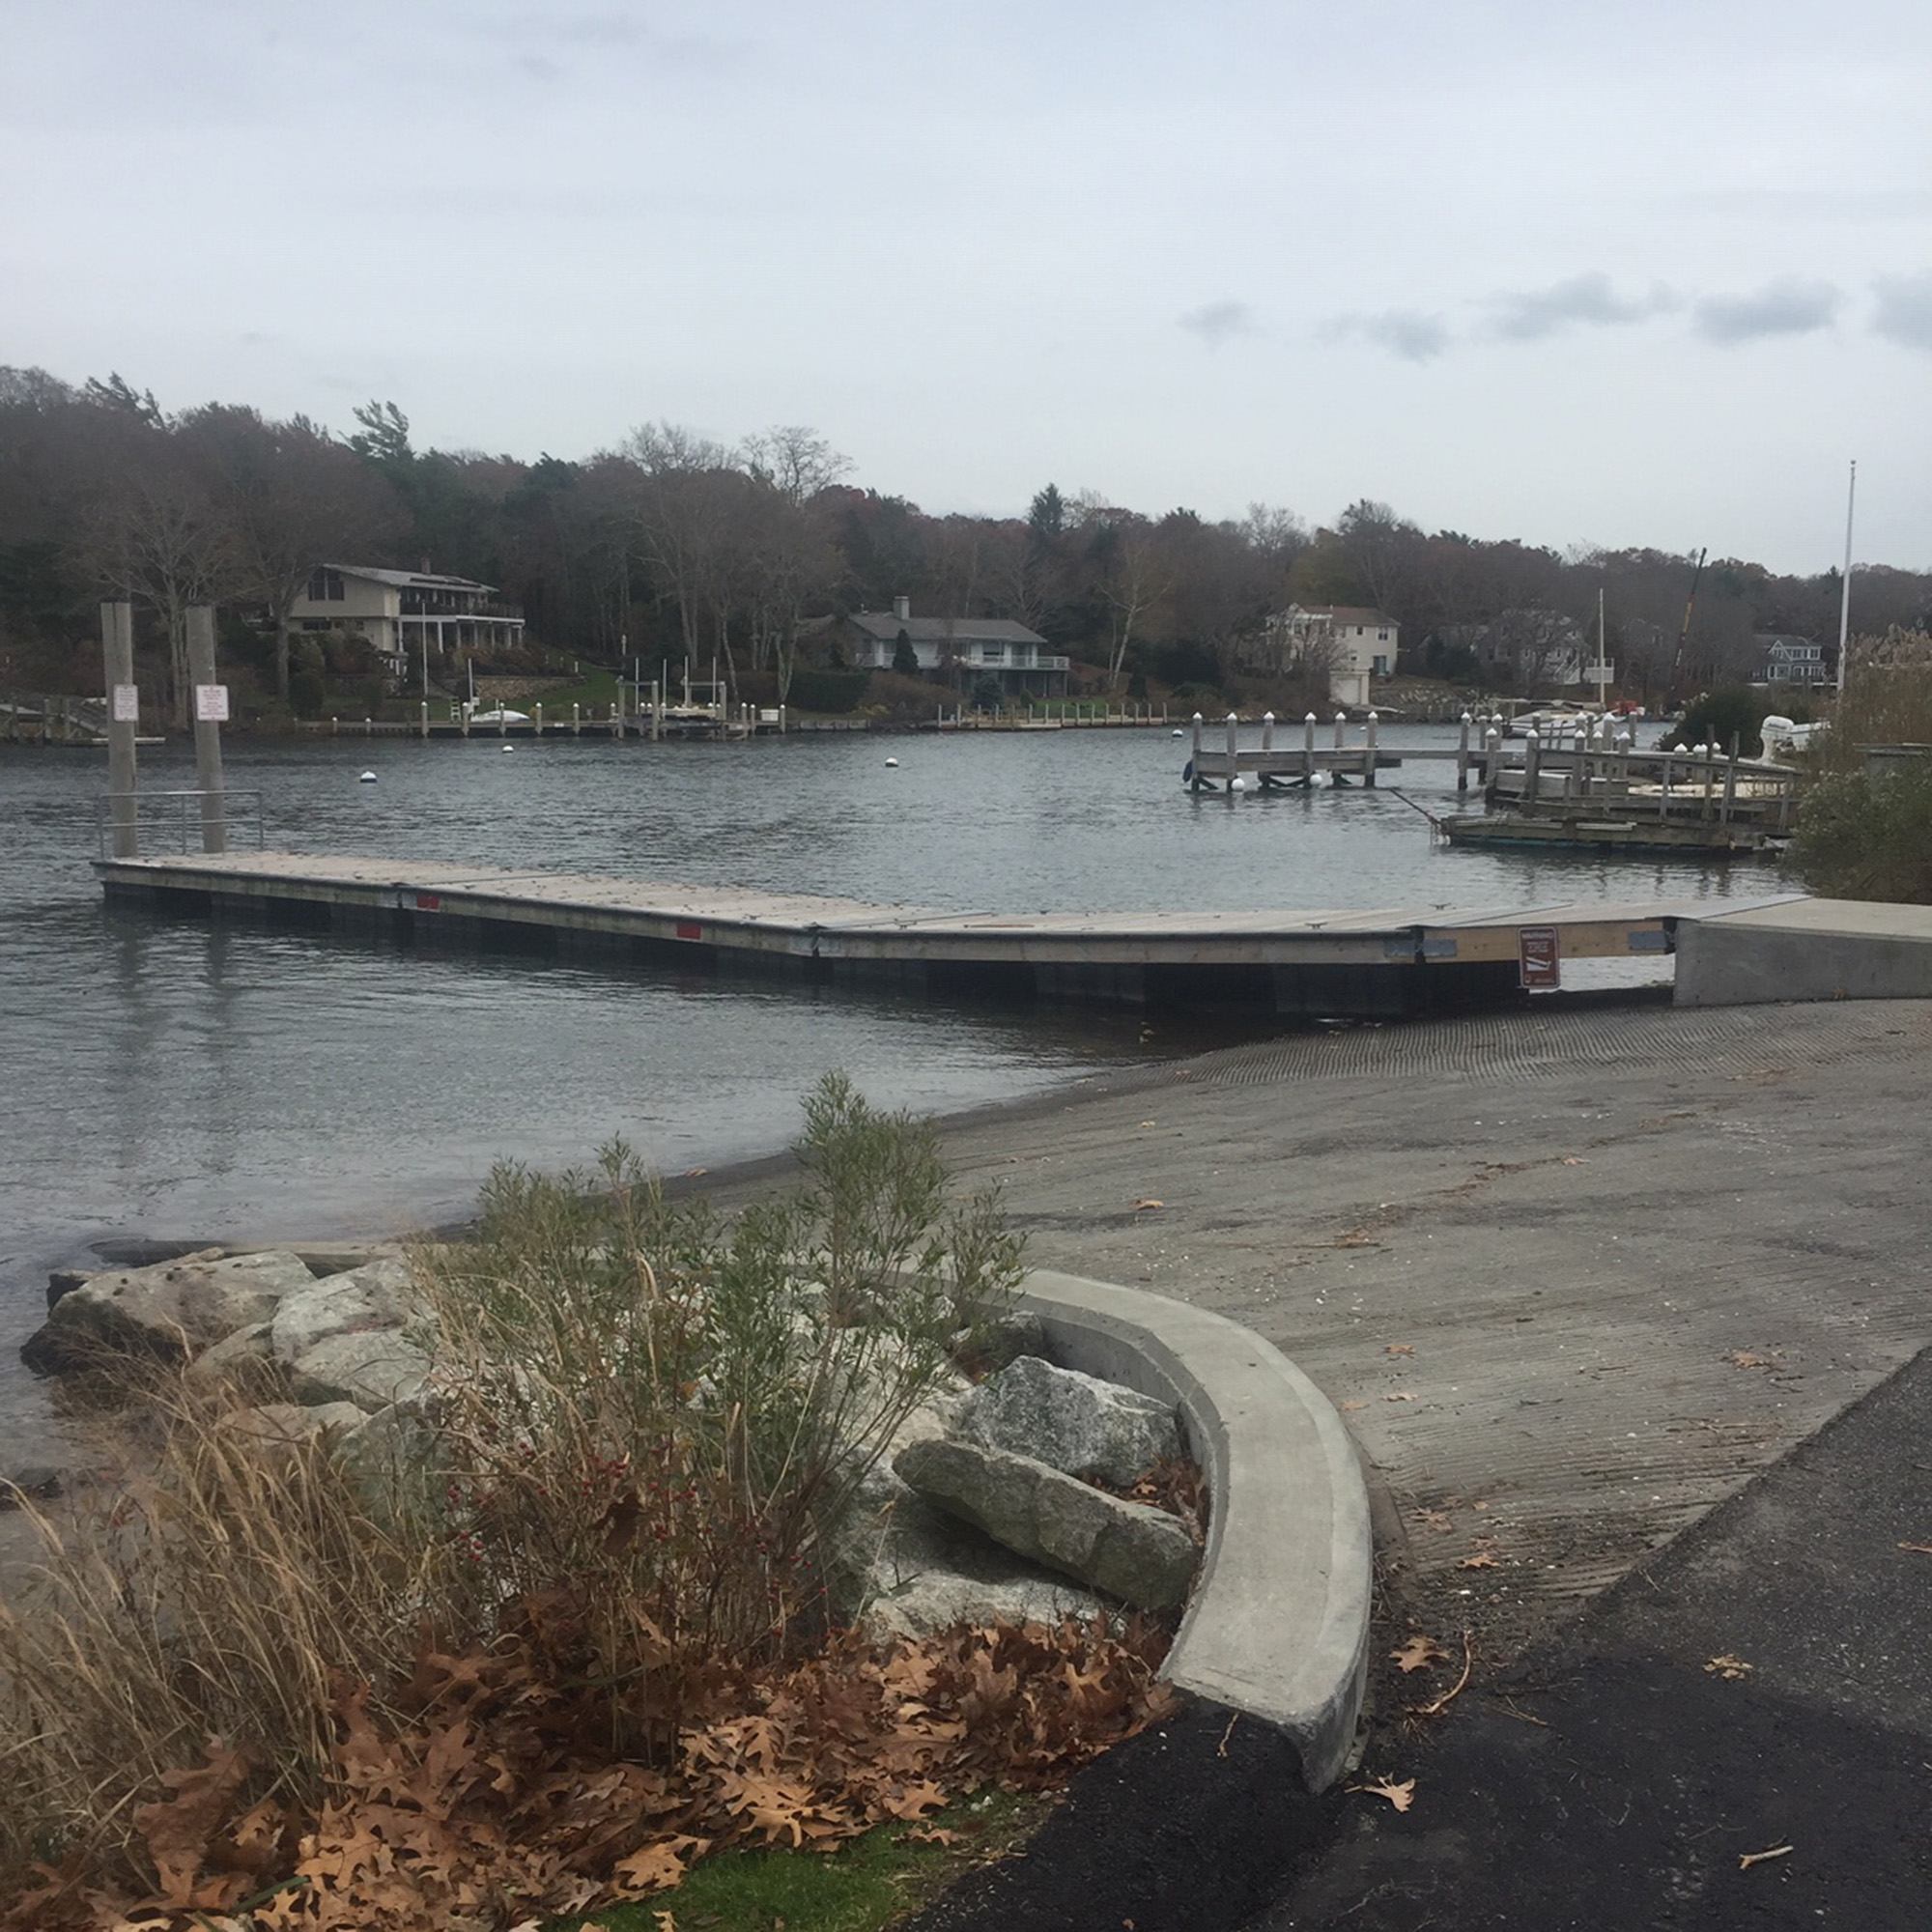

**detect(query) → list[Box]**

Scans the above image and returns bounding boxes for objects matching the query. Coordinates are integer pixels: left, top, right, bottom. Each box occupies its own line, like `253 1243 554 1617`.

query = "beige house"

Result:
289 565 525 682
1249 605 1399 708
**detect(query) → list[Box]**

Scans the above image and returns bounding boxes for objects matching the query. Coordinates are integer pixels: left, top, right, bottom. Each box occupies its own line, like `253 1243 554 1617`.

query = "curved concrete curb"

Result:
1016 1269 1372 1791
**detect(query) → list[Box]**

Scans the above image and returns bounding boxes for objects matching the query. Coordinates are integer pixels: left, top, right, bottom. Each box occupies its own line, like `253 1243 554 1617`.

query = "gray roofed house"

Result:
842 597 1069 696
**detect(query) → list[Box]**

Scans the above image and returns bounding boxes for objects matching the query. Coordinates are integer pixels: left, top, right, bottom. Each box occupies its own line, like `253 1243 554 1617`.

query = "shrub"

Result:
1789 763 1932 902
0 1075 1026 1898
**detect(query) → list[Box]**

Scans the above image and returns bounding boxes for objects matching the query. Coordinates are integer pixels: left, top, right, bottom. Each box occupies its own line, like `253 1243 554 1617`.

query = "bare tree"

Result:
179 405 399 699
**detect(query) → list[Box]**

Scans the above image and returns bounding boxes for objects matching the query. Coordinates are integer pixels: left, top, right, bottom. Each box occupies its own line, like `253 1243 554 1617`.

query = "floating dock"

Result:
94 851 1712 1018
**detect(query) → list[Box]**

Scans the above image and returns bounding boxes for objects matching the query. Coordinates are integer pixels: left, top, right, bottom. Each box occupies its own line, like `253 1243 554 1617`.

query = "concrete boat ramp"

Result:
94 850 1932 1014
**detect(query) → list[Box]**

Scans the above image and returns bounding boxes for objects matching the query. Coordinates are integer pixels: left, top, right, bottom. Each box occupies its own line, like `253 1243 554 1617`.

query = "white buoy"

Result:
501 743 515 753
1230 775 1249 793
358 770 377 783
1170 727 1184 737
884 755 899 768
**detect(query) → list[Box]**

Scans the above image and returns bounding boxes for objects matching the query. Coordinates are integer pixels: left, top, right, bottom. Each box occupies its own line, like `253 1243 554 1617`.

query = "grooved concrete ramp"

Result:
1018 1270 1373 1792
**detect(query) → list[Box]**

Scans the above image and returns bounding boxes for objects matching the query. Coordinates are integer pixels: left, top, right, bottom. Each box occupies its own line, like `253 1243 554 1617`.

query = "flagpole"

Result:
1835 459 1856 694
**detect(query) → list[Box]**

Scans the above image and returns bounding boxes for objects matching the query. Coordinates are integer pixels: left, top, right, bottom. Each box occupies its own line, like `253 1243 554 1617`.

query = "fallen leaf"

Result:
1133 1199 1165 1211
1729 1350 1783 1371
683 1166 708 1179
1339 1400 1368 1411
1334 1228 1377 1247
655 1913 678 1932
1384 1344 1415 1356
1409 1631 1474 1717
1738 1844 1793 1869
1560 1155 1586 1165
1138 1120 1157 1128
1348 1777 1415 1812
906 1827 959 1846
1390 1635 1448 1674
1457 1553 1498 1571
1384 1391 1418 1403
1897 1542 1932 1555
1704 1654 1753 1680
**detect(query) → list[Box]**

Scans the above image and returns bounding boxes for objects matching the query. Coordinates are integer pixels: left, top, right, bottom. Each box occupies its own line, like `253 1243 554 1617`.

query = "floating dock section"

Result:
95 852 1710 1018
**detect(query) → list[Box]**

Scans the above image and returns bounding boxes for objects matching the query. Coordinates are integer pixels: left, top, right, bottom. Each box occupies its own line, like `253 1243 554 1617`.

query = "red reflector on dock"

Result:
415 893 440 911
675 921 702 941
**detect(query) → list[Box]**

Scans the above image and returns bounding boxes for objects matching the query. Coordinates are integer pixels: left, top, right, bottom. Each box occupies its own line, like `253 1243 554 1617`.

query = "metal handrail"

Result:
94 789 266 860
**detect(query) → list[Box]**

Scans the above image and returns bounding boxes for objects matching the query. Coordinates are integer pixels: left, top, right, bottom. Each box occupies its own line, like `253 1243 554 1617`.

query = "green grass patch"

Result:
558 1789 1048 1932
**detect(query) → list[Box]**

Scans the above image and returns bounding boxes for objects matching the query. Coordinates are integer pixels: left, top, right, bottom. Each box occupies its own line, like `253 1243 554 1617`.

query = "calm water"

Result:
0 723 1769 1463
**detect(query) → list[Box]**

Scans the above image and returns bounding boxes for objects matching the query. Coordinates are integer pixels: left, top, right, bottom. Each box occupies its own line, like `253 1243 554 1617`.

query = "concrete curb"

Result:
1016 1269 1373 1791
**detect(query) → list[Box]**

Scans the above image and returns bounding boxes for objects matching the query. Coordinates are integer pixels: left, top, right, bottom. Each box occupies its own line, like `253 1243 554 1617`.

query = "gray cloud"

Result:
1485 272 1674 341
1872 270 1932 352
1179 300 1257 346
1694 278 1842 343
1322 310 1451 363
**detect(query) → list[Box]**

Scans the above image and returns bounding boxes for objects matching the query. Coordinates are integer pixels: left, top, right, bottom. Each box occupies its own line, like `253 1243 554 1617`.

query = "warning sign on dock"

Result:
1519 925 1561 988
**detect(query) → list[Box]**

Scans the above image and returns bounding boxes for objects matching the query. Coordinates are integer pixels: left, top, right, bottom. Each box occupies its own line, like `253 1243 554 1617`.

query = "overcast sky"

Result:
6 0 1928 572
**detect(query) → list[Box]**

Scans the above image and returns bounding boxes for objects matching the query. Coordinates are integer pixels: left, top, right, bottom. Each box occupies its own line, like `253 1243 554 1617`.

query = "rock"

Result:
46 1268 96 1311
21 1248 320 1374
269 1257 421 1364
0 1464 65 1510
221 1401 369 1447
335 1402 443 1523
895 1436 1199 1612
949 1309 1046 1376
955 1354 1181 1486
185 1321 287 1400
288 1329 431 1413
859 1487 1109 1637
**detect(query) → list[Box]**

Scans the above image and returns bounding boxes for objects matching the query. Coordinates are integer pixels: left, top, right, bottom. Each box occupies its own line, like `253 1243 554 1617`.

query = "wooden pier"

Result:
1183 711 1490 793
93 850 1714 1019
1454 736 1802 854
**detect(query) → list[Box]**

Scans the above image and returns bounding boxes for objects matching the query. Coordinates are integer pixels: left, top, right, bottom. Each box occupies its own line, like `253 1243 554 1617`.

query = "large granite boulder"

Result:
287 1330 432 1413
955 1354 1181 1487
895 1436 1199 1612
21 1248 319 1373
270 1256 421 1363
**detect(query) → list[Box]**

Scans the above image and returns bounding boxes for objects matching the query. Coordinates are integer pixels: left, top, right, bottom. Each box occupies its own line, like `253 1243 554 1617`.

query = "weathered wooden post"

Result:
1225 712 1239 784
185 605 227 853
1458 711 1473 792
1333 711 1346 753
1364 710 1379 786
533 701 544 737
1303 712 1317 785
1262 710 1275 755
102 600 139 858
1189 712 1205 792
572 702 581 736
1522 726 1541 806
418 701 430 741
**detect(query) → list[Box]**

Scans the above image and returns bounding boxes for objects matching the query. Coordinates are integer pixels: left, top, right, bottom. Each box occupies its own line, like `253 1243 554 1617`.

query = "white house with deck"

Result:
288 565 526 681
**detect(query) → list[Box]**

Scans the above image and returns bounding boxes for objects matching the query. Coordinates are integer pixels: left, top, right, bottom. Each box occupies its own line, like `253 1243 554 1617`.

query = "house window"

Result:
307 568 344 602
1373 655 1390 677
980 642 1006 662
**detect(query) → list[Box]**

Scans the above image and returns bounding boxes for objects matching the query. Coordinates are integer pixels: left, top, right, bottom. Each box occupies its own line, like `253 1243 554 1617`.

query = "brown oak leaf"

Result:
1349 1776 1416 1811
1390 1635 1449 1674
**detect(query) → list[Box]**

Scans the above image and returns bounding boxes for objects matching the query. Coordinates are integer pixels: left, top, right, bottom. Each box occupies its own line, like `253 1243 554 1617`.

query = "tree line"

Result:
3 364 1926 720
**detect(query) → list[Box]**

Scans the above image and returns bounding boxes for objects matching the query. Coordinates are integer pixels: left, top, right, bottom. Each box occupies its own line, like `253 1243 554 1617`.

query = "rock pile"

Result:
14 1255 1205 1630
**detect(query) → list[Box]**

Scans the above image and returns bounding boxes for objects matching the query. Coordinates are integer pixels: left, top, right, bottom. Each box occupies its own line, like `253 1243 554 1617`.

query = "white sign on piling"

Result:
111 684 139 723
194 685 230 723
